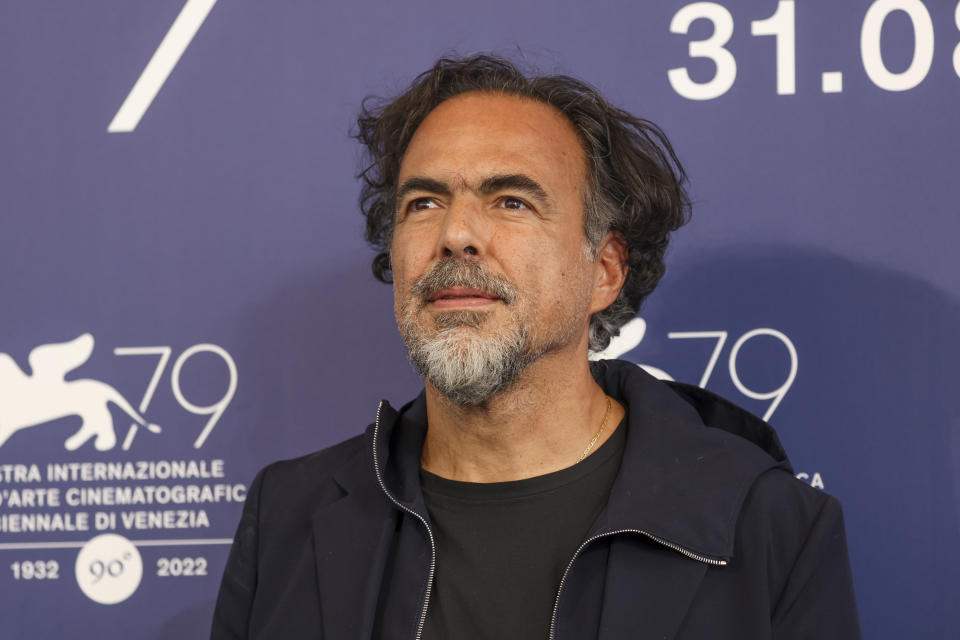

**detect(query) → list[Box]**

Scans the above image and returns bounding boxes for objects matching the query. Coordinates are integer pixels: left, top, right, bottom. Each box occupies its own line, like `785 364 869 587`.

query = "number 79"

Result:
668 328 797 421
113 343 237 449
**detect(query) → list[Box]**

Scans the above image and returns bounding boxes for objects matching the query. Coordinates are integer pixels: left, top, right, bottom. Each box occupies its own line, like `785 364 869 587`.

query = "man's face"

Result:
391 92 598 405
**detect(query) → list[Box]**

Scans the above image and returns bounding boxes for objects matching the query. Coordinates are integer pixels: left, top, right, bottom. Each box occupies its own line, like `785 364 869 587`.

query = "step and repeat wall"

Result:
1 1 958 638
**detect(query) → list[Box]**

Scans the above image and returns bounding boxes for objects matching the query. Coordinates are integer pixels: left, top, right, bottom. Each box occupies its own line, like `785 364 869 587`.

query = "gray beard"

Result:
401 309 535 407
397 257 588 406
397 259 536 407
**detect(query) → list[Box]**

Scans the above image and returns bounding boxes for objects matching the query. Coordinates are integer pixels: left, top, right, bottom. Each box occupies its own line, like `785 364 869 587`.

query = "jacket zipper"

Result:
548 529 727 640
371 401 437 640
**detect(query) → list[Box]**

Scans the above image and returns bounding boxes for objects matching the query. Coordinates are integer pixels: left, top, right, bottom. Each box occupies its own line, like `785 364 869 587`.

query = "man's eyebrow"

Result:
394 173 553 209
478 174 551 205
395 177 451 204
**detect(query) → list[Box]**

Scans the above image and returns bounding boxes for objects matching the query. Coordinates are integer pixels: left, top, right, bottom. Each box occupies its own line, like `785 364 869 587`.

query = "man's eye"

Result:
408 198 439 212
501 197 530 210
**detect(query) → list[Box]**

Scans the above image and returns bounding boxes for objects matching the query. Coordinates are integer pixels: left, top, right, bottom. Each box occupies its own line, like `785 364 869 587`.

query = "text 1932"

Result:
10 560 59 580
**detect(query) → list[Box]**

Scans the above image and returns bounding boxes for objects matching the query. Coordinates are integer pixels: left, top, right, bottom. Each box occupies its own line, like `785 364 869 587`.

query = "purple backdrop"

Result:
1 1 958 638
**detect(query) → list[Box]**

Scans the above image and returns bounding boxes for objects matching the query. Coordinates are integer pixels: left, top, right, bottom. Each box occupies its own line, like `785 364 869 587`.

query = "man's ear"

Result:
589 231 628 315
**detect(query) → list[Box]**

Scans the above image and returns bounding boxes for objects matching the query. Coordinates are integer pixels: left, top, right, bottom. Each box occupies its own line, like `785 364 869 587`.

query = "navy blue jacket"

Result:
212 360 861 639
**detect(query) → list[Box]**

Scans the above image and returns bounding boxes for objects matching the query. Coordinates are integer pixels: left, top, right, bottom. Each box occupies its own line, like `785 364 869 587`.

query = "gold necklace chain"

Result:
576 396 612 464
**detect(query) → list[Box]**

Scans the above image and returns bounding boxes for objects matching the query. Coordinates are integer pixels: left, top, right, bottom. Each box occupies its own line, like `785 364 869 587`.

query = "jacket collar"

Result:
365 359 790 562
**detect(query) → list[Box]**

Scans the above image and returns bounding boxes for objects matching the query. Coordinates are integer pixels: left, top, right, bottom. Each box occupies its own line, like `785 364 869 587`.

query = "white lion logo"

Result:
0 334 160 450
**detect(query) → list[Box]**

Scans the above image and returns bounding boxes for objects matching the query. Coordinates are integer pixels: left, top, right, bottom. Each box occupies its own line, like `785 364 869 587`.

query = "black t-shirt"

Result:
419 418 626 640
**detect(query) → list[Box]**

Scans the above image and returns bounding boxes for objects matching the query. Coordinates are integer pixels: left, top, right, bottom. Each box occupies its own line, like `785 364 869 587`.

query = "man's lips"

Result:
427 287 501 308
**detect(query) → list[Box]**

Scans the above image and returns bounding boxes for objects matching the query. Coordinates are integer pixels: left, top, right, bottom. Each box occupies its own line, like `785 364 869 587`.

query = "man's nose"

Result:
437 198 488 259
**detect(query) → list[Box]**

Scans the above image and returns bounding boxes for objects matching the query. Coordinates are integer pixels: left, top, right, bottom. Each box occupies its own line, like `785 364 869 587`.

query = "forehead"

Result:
398 92 587 192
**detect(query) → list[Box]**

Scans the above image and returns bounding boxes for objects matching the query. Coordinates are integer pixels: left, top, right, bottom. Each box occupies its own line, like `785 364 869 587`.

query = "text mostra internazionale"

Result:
0 459 227 484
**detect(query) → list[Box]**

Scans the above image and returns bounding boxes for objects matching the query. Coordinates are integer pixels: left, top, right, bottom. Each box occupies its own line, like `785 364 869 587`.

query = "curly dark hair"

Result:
355 54 691 352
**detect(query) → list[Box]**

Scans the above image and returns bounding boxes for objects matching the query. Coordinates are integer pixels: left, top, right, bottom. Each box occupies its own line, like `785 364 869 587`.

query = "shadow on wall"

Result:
634 245 959 639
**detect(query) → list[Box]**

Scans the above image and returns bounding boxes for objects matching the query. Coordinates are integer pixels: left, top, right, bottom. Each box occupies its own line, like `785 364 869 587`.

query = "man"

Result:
212 55 860 639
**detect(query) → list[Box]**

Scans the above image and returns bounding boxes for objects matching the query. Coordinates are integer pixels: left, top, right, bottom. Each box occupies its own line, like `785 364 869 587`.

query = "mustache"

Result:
409 258 518 307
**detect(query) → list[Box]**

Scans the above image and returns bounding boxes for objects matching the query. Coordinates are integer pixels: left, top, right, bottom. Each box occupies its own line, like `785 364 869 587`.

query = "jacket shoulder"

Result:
264 432 367 479
213 433 385 639
735 468 849 588
735 469 861 636
739 468 836 540
253 433 370 513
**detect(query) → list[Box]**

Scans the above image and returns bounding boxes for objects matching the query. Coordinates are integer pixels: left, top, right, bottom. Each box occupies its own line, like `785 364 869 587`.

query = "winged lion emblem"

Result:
0 334 160 450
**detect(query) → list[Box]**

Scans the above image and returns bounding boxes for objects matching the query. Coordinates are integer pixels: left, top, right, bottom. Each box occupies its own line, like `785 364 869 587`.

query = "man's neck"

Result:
419 350 625 483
